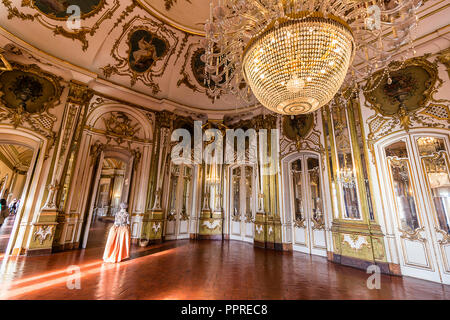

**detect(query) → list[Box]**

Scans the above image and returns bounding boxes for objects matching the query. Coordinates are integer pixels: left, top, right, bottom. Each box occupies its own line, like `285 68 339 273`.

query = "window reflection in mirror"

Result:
232 167 241 219
386 141 420 232
291 159 303 221
418 137 450 234
168 164 180 217
245 166 253 219
307 157 323 224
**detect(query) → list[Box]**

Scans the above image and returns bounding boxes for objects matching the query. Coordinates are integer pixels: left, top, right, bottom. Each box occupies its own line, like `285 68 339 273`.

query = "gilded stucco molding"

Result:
280 112 324 159
67 82 94 106
0 62 63 149
2 0 120 51
365 56 450 161
437 47 450 79
0 48 12 71
399 226 427 242
177 42 220 103
101 16 178 93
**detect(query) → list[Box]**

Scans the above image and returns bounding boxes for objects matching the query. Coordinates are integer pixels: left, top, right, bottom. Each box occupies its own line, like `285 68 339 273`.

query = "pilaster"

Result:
41 81 94 253
323 95 391 273
140 111 173 245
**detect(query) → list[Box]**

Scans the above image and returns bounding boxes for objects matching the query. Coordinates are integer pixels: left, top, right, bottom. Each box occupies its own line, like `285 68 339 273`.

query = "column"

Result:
140 111 173 245
252 114 283 250
25 81 93 254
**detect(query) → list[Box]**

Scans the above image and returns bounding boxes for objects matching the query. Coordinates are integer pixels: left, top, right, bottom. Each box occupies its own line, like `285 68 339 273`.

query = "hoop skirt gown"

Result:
103 207 131 263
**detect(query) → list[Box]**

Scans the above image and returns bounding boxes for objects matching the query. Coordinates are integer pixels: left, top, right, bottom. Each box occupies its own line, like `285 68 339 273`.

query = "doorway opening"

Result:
282 152 328 256
85 157 129 249
0 143 33 255
228 164 256 243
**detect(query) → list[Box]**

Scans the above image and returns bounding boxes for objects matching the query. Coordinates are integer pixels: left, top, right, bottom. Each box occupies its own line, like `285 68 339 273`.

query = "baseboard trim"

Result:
198 234 223 240
25 248 52 256
332 254 401 276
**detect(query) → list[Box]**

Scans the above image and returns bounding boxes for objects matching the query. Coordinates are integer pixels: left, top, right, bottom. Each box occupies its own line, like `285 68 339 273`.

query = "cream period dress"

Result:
103 204 131 263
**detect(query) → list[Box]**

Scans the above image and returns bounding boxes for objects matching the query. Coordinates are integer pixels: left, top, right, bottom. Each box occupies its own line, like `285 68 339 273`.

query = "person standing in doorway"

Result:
0 199 8 227
8 199 17 216
13 199 20 215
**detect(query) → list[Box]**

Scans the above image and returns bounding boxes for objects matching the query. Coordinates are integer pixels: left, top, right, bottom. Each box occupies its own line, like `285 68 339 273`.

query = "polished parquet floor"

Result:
0 219 449 300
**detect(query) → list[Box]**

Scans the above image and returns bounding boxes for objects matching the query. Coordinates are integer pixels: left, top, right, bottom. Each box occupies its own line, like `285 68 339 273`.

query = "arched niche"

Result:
0 125 48 256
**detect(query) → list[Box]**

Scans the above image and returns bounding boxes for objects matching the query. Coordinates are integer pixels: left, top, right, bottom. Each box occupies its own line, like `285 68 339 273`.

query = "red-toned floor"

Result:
0 218 449 300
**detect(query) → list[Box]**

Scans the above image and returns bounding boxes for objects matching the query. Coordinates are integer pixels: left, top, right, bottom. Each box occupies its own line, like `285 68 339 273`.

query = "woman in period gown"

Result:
103 202 131 263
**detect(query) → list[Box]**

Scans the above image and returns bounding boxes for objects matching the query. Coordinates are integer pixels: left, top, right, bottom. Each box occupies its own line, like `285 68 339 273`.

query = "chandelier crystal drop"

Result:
204 0 421 115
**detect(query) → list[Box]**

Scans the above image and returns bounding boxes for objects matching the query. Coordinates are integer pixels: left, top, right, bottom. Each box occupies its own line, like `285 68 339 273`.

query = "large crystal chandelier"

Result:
203 0 421 115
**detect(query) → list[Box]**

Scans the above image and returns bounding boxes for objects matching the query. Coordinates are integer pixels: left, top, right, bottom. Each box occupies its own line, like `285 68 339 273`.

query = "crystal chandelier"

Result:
204 0 421 115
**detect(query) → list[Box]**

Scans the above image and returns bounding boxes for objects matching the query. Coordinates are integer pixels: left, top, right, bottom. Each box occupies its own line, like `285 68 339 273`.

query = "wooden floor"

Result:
0 219 449 300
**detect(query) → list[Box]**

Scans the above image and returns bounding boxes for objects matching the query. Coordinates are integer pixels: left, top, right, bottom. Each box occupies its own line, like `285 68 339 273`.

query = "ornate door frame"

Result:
81 148 135 248
0 127 44 256
282 151 328 256
375 128 450 284
164 162 196 240
227 163 256 243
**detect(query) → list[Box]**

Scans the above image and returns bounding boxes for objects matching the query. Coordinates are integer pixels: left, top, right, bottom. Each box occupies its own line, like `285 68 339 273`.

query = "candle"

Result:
210 2 213 21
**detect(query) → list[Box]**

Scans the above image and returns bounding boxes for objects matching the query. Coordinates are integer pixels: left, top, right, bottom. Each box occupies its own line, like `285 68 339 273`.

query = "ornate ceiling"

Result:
0 0 448 117
138 0 208 35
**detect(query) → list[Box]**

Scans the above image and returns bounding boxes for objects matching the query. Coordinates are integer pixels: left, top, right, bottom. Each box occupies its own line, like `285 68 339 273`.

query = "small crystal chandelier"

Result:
204 0 421 115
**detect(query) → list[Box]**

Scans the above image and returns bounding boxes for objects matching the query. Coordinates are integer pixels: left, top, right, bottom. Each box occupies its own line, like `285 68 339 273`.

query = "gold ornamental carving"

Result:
67 82 94 105
155 110 174 128
33 225 54 245
2 0 119 51
0 62 62 143
0 48 12 72
293 217 305 228
399 226 426 242
435 227 450 245
103 112 141 145
365 56 449 158
437 47 450 79
176 43 221 103
101 17 178 93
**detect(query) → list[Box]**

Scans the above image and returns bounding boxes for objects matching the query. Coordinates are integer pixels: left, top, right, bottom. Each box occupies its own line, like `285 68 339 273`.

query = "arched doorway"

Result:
0 143 33 254
0 127 44 257
376 130 450 284
81 149 135 249
282 152 328 256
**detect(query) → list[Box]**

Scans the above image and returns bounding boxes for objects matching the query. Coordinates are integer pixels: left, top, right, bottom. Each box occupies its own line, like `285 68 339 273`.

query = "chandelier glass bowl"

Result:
204 0 421 115
242 13 355 114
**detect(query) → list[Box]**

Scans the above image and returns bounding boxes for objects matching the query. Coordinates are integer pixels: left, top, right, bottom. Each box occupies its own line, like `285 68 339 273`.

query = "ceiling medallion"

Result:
204 0 421 115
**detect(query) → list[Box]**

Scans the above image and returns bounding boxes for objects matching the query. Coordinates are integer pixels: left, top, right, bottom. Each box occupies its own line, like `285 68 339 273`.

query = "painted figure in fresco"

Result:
39 0 68 13
103 202 131 263
33 0 102 18
132 37 158 70
128 30 168 73
383 73 416 102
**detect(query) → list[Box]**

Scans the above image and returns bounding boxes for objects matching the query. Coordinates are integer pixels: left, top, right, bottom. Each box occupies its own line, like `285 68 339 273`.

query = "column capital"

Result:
67 81 94 105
